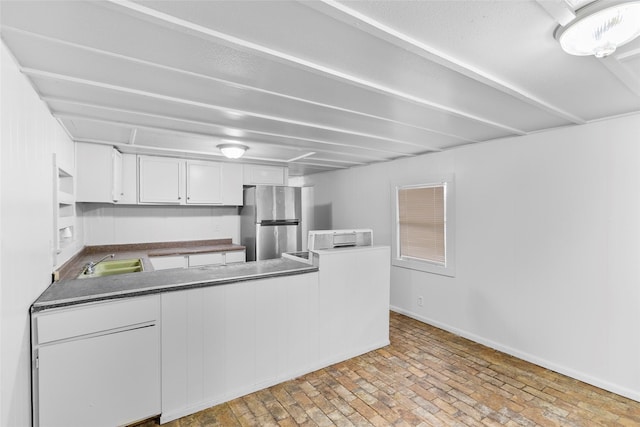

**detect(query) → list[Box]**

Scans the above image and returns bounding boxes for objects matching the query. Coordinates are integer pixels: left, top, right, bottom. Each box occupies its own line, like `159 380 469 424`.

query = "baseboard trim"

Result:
390 305 640 403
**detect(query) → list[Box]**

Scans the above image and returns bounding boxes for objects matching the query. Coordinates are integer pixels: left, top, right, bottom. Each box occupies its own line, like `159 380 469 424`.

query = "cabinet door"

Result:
139 156 184 204
221 163 243 205
186 160 222 204
112 149 122 202
37 325 160 427
76 143 114 203
116 153 137 204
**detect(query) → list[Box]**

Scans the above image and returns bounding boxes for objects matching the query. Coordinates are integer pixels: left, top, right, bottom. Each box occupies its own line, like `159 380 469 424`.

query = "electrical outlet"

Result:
417 296 424 307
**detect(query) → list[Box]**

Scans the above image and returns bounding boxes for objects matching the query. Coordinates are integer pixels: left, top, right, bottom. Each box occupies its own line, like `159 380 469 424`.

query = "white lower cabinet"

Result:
151 250 246 270
188 252 223 267
160 272 319 423
32 296 161 427
149 255 188 270
224 250 246 264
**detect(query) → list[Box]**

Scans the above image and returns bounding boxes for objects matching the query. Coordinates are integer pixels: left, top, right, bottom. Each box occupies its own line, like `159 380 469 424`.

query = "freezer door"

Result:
255 186 301 222
256 224 301 260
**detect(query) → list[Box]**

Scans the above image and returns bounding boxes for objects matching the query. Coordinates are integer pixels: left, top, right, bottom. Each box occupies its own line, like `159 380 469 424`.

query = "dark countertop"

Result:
58 238 246 280
34 258 318 313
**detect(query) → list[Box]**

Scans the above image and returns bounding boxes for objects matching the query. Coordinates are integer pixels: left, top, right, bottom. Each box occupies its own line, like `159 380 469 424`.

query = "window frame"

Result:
391 175 456 277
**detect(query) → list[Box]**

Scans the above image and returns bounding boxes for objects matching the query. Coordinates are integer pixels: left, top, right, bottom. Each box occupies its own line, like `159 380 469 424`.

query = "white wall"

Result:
81 204 240 245
300 114 640 401
1 42 76 426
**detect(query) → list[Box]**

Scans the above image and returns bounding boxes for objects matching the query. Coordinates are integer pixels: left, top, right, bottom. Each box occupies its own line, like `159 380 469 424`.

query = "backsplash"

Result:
79 204 240 245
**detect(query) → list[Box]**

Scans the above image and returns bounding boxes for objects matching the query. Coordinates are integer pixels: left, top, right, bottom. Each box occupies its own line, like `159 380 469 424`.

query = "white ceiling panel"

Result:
5 29 469 148
34 77 426 157
60 118 133 145
327 0 640 120
49 99 398 163
1 2 500 137
114 0 574 132
2 0 638 176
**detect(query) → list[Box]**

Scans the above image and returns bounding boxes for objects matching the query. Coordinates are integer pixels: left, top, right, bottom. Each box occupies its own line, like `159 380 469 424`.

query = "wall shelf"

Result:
53 156 76 259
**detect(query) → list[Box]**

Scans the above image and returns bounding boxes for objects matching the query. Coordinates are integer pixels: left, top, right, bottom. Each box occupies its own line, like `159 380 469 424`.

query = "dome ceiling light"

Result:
554 0 640 58
217 143 249 159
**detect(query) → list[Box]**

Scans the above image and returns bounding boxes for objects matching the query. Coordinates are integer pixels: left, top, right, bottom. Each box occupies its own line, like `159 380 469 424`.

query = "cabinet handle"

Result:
178 196 181 200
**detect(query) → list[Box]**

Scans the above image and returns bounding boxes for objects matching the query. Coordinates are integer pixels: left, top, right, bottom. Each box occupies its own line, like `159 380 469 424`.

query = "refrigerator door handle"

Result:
259 219 300 226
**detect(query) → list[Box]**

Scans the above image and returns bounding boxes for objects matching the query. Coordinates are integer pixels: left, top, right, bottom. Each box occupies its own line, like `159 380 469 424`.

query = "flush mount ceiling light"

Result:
554 0 640 58
217 143 249 159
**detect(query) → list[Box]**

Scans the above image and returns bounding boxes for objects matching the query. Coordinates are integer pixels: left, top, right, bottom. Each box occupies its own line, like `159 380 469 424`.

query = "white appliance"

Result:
307 229 373 251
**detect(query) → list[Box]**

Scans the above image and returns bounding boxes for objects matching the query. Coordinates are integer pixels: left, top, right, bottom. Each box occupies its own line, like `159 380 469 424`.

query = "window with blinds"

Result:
398 184 446 265
392 176 455 276
397 184 446 265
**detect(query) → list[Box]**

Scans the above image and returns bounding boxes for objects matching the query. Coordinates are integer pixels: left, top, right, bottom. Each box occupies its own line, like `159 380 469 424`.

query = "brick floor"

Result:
137 312 640 426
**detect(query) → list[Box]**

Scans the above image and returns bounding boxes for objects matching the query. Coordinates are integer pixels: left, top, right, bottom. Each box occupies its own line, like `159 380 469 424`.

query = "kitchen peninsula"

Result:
30 241 390 427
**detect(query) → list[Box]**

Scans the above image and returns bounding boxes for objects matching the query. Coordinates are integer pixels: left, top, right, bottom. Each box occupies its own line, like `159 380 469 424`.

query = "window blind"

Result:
398 185 445 264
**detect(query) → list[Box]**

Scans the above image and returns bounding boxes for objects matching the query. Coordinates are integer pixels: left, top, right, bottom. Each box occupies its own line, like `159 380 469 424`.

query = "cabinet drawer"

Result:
150 255 187 270
189 253 223 267
36 295 159 345
225 250 246 264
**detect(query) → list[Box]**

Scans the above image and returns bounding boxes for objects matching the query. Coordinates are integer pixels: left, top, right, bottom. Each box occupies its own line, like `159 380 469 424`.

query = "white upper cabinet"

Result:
220 162 243 205
139 156 185 204
76 142 123 203
243 164 288 186
77 147 241 206
117 153 138 205
185 160 221 204
139 155 242 206
112 149 122 203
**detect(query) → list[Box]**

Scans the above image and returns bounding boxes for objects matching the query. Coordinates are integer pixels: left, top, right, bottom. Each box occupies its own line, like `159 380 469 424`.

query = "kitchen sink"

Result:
77 258 144 279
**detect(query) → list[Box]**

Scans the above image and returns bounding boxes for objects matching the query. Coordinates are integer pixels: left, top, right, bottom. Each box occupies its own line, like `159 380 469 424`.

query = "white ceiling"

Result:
1 0 639 176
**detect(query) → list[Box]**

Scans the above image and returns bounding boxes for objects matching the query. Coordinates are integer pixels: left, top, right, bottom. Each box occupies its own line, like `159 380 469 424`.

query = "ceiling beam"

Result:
535 0 576 26
105 0 531 135
25 67 442 152
128 128 137 145
43 96 414 159
73 137 327 167
308 0 586 126
599 56 640 97
305 156 366 166
56 111 411 162
287 152 316 163
2 26 477 144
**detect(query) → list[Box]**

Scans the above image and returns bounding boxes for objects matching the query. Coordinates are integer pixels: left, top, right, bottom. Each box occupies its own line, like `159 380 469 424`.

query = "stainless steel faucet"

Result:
83 254 114 275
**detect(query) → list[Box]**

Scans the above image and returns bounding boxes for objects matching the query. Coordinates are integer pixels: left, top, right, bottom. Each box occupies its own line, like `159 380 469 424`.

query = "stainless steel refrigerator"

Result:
240 186 302 261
